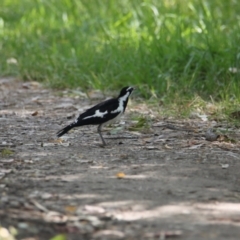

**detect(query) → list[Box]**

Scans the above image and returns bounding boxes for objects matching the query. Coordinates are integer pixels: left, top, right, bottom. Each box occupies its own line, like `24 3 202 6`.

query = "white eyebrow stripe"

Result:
82 110 108 120
111 91 130 114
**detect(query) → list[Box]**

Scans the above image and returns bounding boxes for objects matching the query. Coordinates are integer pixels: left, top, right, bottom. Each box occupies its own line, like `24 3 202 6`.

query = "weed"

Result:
1 148 14 157
129 115 152 132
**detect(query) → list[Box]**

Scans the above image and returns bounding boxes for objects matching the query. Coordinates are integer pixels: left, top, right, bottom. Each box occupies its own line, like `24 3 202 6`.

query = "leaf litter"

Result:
1 78 240 239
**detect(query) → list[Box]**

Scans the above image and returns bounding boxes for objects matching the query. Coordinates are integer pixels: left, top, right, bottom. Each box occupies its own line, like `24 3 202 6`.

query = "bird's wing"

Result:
87 98 116 111
75 98 120 125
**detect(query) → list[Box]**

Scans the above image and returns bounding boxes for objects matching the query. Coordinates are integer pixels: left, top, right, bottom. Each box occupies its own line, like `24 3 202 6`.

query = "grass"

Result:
1 148 14 157
0 0 240 106
128 115 152 132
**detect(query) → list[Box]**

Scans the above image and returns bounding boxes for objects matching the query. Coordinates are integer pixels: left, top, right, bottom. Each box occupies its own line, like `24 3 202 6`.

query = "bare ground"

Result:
1 78 240 240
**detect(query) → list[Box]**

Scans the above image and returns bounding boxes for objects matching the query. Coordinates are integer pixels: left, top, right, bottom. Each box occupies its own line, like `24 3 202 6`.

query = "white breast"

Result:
111 92 130 114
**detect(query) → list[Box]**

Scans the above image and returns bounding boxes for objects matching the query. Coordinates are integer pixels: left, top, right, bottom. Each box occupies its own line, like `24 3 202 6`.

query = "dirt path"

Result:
1 78 240 240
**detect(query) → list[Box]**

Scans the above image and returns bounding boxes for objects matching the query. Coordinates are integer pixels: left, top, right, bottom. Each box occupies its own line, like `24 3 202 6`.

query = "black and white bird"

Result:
57 86 134 145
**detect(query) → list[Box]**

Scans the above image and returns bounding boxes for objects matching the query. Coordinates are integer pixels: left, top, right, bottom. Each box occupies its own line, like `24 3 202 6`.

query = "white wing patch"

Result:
82 110 108 120
111 92 130 114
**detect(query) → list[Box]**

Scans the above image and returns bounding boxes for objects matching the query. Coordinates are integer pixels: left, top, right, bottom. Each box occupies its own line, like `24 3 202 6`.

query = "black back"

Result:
76 86 134 126
77 98 120 125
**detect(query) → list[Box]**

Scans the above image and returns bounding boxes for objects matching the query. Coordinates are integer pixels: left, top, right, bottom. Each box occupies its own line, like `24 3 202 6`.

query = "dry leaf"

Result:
116 172 125 179
221 164 229 169
53 138 63 144
84 205 105 214
65 205 77 214
143 138 153 143
146 146 159 150
189 144 204 149
31 111 38 116
217 135 236 143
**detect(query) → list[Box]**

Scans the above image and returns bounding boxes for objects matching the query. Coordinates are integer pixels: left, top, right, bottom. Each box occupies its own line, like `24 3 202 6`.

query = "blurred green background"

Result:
0 0 240 100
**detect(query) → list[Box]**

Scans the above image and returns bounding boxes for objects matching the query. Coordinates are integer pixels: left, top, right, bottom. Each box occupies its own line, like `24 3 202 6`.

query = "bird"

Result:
57 86 134 145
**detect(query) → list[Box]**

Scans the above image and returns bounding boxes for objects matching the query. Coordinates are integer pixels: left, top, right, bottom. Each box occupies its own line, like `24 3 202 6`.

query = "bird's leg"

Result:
97 124 106 146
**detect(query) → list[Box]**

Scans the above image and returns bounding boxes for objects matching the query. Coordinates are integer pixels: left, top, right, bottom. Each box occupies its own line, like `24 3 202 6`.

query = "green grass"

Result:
0 0 240 103
1 148 14 157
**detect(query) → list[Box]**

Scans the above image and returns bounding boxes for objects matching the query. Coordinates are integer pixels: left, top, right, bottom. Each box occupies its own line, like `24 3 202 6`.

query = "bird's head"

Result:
119 86 134 98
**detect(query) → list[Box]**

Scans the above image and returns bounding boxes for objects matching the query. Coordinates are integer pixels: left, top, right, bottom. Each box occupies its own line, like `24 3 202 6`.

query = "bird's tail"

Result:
56 122 76 137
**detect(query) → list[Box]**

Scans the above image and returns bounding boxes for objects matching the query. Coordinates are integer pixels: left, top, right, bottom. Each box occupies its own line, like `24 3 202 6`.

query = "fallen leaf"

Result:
189 144 204 149
143 137 153 143
52 138 63 144
31 111 38 116
164 144 173 149
217 135 236 143
84 205 105 214
65 205 77 215
221 164 229 169
116 172 125 179
146 146 159 150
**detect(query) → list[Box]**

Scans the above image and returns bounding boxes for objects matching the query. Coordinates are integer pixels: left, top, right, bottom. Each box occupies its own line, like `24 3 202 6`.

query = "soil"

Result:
0 78 240 240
